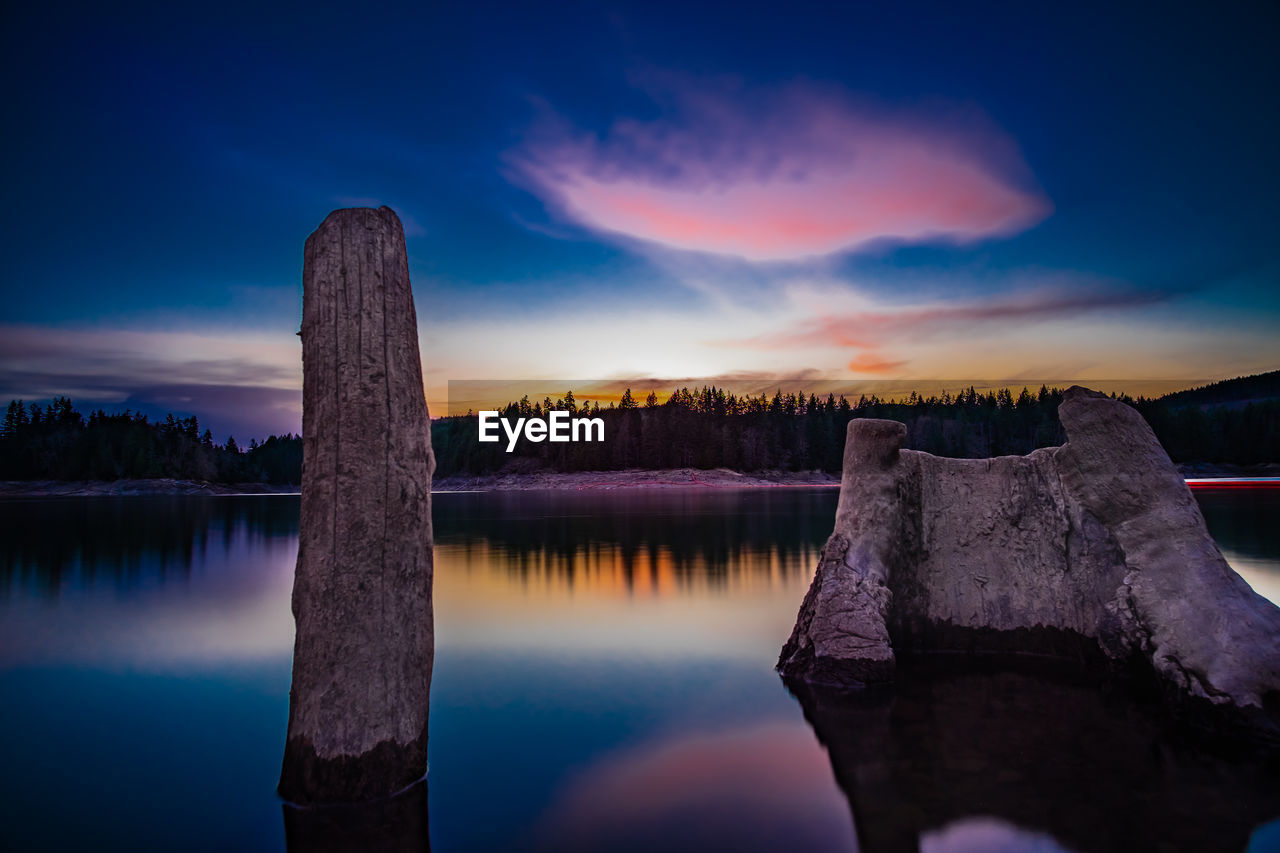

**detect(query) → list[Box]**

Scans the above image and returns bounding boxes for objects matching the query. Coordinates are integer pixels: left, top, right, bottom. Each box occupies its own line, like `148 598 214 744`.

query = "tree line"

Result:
433 378 1280 475
3 373 1276 482
0 398 300 483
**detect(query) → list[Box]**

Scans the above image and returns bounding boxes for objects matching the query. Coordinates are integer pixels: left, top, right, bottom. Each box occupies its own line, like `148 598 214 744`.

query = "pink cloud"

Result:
510 80 1051 260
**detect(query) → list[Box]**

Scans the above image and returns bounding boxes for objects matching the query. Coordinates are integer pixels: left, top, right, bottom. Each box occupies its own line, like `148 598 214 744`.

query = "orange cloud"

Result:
847 352 907 374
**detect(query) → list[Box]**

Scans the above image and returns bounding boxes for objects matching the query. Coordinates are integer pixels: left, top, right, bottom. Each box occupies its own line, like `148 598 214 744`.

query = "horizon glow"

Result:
2 4 1277 440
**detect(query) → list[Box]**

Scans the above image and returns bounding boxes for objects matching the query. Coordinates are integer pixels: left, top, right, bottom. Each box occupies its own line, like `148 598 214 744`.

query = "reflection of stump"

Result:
283 779 430 853
789 665 1280 853
279 207 435 804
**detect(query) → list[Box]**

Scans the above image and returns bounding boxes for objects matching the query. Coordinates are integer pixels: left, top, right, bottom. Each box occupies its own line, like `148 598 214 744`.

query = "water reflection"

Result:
533 723 855 852
0 496 298 669
433 489 831 590
0 489 1276 852
920 818 1075 853
1198 489 1280 605
432 490 827 662
1 488 1270 608
789 664 1280 853
0 495 299 597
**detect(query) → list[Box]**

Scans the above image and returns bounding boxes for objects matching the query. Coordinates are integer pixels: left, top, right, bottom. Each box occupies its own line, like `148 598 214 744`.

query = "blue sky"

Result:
2 1 1278 438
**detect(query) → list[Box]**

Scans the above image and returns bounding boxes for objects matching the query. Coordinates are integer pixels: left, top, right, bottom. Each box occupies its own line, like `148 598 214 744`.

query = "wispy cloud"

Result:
418 267 1266 404
721 285 1181 360
508 76 1050 261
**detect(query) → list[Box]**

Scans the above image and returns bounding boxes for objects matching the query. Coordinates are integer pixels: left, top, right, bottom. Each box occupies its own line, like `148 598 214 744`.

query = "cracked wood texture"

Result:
280 207 435 804
779 386 1280 735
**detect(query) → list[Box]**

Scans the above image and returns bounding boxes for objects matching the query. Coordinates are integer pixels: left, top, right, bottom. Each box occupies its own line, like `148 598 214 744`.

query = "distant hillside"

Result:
1132 369 1279 465
1158 369 1280 409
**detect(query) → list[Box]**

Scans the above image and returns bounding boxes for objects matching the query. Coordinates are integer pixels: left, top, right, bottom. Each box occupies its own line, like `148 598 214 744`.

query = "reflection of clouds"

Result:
921 817 1077 853
536 723 855 852
1222 549 1280 606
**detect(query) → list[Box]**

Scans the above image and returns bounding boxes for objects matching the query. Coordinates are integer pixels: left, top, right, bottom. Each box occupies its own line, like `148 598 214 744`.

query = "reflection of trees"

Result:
0 496 301 597
1 490 835 599
5 491 1268 602
1196 491 1280 562
433 490 837 592
788 663 1280 853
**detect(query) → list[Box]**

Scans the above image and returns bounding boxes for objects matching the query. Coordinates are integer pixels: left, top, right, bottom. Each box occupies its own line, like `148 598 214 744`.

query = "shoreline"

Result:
432 467 841 491
0 479 301 498
2 462 1277 497
0 469 838 497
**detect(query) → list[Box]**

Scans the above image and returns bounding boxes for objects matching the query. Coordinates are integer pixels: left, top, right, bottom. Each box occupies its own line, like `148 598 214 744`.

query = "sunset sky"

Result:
3 2 1279 439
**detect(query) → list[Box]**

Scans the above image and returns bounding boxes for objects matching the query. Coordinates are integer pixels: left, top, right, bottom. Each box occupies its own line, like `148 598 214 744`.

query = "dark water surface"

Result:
1 488 1277 852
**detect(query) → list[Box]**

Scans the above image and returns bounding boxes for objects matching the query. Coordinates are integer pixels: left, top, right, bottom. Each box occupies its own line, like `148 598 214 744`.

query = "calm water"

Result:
0 488 1278 852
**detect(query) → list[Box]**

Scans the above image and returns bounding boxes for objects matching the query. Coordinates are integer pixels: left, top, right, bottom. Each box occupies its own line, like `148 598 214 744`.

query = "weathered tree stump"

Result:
279 207 435 804
779 386 1280 736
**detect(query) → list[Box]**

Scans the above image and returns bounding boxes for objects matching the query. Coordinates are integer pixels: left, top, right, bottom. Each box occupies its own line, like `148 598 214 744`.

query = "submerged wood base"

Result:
282 777 430 853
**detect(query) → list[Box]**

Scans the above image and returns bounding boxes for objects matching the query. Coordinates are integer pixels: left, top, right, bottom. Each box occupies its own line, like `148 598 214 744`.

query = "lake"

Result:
1 488 1278 852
